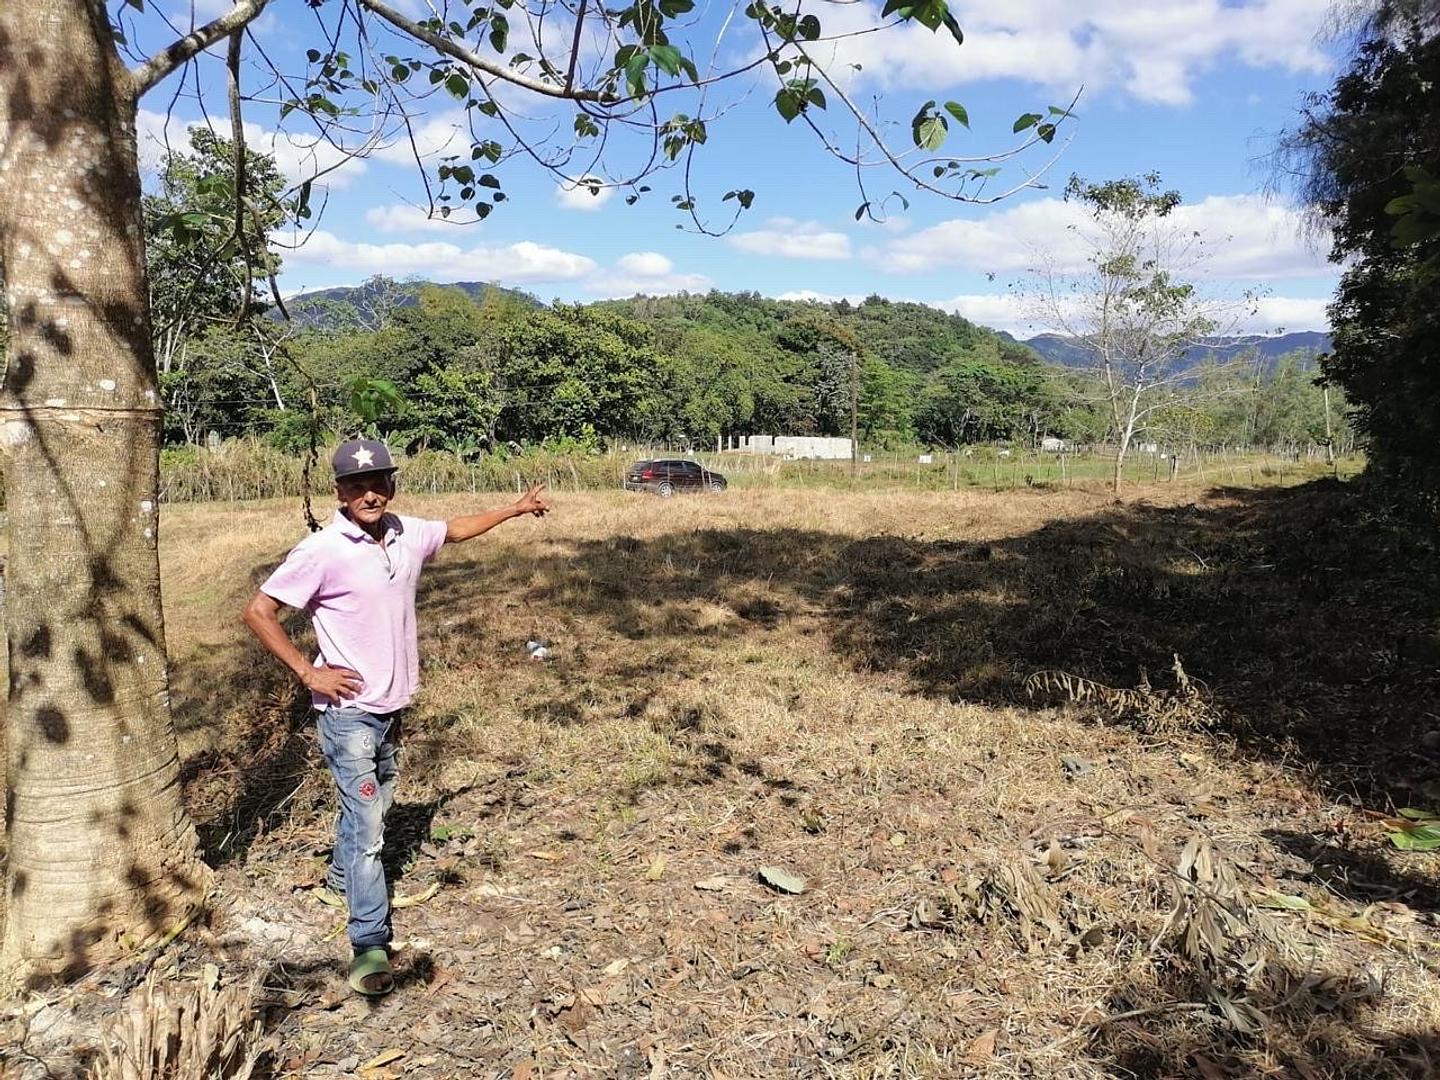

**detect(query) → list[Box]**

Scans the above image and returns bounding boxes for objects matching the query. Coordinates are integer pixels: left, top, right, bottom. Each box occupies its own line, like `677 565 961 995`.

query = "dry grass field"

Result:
7 478 1440 1079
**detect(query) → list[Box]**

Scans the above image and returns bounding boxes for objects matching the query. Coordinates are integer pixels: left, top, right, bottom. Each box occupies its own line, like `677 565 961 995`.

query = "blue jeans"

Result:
317 706 400 950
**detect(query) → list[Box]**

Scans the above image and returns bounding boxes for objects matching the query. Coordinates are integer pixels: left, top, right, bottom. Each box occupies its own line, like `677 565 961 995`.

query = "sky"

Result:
123 0 1344 336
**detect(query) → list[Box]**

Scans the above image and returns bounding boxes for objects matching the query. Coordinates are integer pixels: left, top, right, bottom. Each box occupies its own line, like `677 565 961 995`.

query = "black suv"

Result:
623 459 728 496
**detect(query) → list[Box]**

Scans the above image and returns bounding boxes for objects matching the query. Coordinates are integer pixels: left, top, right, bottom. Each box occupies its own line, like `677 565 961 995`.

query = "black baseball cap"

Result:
332 438 397 479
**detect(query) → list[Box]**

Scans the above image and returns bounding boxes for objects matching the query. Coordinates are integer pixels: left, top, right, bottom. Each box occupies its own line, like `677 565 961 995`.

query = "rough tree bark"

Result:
0 1 207 985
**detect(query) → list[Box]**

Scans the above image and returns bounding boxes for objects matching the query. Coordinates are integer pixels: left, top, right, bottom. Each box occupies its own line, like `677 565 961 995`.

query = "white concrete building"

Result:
719 435 854 460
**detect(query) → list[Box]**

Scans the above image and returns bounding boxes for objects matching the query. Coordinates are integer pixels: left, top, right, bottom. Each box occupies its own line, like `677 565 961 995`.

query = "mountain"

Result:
1006 330 1333 370
282 278 541 329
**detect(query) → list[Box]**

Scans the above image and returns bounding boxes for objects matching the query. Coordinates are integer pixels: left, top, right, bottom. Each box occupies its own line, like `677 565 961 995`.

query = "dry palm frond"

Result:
1026 654 1219 734
932 855 1067 952
1155 835 1280 1033
92 965 263 1080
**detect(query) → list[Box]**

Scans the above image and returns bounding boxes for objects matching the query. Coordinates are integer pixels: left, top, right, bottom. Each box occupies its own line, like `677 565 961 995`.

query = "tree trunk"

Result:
0 0 207 987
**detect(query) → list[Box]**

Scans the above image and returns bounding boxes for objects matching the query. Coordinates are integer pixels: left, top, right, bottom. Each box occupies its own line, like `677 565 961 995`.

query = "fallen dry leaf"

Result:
645 854 668 881
967 1029 998 1061
527 850 563 862
758 865 807 894
603 957 632 977
577 980 626 1007
694 875 728 891
360 1048 405 1072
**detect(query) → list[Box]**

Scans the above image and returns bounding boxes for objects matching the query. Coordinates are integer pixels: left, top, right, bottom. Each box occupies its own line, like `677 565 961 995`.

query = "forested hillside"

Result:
166 275 1344 456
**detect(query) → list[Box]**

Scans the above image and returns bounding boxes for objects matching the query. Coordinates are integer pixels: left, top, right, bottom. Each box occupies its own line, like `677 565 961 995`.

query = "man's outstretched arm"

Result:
242 591 362 704
445 483 549 544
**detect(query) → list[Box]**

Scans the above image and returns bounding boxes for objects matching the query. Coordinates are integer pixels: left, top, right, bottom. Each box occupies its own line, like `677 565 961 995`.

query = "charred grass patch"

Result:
9 483 1437 1079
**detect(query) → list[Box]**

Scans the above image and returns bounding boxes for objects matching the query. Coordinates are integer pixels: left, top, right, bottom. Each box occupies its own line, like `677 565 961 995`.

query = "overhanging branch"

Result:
356 0 615 103
131 0 272 97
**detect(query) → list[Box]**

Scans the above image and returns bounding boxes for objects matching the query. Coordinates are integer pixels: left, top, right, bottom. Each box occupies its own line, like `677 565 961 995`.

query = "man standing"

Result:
242 438 548 995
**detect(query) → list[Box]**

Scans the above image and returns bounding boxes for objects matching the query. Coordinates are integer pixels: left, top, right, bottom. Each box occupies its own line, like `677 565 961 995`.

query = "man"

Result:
242 438 548 995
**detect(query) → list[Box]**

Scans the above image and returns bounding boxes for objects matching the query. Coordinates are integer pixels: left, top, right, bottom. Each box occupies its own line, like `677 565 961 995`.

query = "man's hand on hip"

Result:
304 664 364 705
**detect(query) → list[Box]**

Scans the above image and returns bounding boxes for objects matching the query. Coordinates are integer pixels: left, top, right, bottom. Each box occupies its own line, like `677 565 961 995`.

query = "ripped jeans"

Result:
317 706 401 950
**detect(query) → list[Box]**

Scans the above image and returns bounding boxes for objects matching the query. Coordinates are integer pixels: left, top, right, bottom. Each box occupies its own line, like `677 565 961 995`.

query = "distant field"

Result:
9 478 1436 1077
119 479 1440 1079
153 438 1363 503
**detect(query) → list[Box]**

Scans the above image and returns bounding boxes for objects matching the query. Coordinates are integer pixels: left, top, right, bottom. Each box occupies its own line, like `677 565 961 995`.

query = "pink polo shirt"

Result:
261 511 449 714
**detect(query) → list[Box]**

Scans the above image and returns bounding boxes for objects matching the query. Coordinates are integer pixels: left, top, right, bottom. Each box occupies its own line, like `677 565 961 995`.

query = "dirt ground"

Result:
5 479 1440 1079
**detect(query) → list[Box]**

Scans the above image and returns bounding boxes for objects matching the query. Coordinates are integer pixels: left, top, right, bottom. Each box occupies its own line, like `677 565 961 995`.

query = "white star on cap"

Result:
352 447 375 468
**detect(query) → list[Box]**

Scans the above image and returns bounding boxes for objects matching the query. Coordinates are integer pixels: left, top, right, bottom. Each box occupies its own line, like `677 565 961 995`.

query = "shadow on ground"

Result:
165 478 1440 1076
413 480 1440 809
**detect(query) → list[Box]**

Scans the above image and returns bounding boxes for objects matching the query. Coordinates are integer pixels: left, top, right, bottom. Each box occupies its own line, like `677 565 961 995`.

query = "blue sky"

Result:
125 0 1342 334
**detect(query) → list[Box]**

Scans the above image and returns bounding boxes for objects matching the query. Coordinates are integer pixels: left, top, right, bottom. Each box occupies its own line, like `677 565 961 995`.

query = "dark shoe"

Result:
347 947 394 996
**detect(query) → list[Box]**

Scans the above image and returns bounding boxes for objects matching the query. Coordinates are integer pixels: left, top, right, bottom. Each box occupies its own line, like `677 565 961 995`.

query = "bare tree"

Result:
0 0 1077 985
1027 174 1257 493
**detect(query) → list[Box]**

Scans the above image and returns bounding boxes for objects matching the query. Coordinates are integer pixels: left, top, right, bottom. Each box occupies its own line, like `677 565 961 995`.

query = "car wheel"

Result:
658 481 674 498
709 479 725 492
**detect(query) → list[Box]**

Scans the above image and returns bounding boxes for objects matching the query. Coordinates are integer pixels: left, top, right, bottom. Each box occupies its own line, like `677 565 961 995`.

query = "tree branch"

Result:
131 0 272 97
356 0 615 103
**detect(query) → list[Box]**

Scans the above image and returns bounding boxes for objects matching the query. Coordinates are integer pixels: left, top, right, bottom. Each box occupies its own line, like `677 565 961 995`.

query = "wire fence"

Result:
152 437 1362 504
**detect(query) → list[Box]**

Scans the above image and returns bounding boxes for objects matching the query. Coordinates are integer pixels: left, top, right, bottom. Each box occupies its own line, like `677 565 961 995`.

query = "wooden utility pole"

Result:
849 350 859 480
1322 384 1337 469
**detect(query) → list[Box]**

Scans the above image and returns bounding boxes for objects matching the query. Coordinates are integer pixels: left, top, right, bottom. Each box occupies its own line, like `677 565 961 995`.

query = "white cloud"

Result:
370 113 472 167
585 272 712 297
776 290 867 304
800 0 1330 105
364 204 498 233
729 218 853 260
616 251 674 276
284 230 596 283
873 194 1334 282
137 109 369 190
933 290 1330 334
556 177 617 211
1245 295 1331 334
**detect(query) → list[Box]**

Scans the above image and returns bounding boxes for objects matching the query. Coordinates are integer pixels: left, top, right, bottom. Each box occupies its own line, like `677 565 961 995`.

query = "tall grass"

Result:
154 437 1363 504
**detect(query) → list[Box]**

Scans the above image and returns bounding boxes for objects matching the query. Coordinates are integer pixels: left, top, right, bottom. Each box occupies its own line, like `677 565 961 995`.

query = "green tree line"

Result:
147 133 1346 460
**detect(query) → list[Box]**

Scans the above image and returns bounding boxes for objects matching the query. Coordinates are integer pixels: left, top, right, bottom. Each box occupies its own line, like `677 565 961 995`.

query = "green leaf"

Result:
478 173 501 188
798 13 821 39
1390 822 1440 850
855 201 870 220
1037 122 1056 143
940 8 963 45
1399 807 1437 820
1013 112 1042 134
445 71 470 100
306 49 322 63
649 44 683 76
123 0 143 10
774 87 801 123
1257 892 1312 911
489 13 509 52
911 102 947 151
625 51 649 96
944 101 970 128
